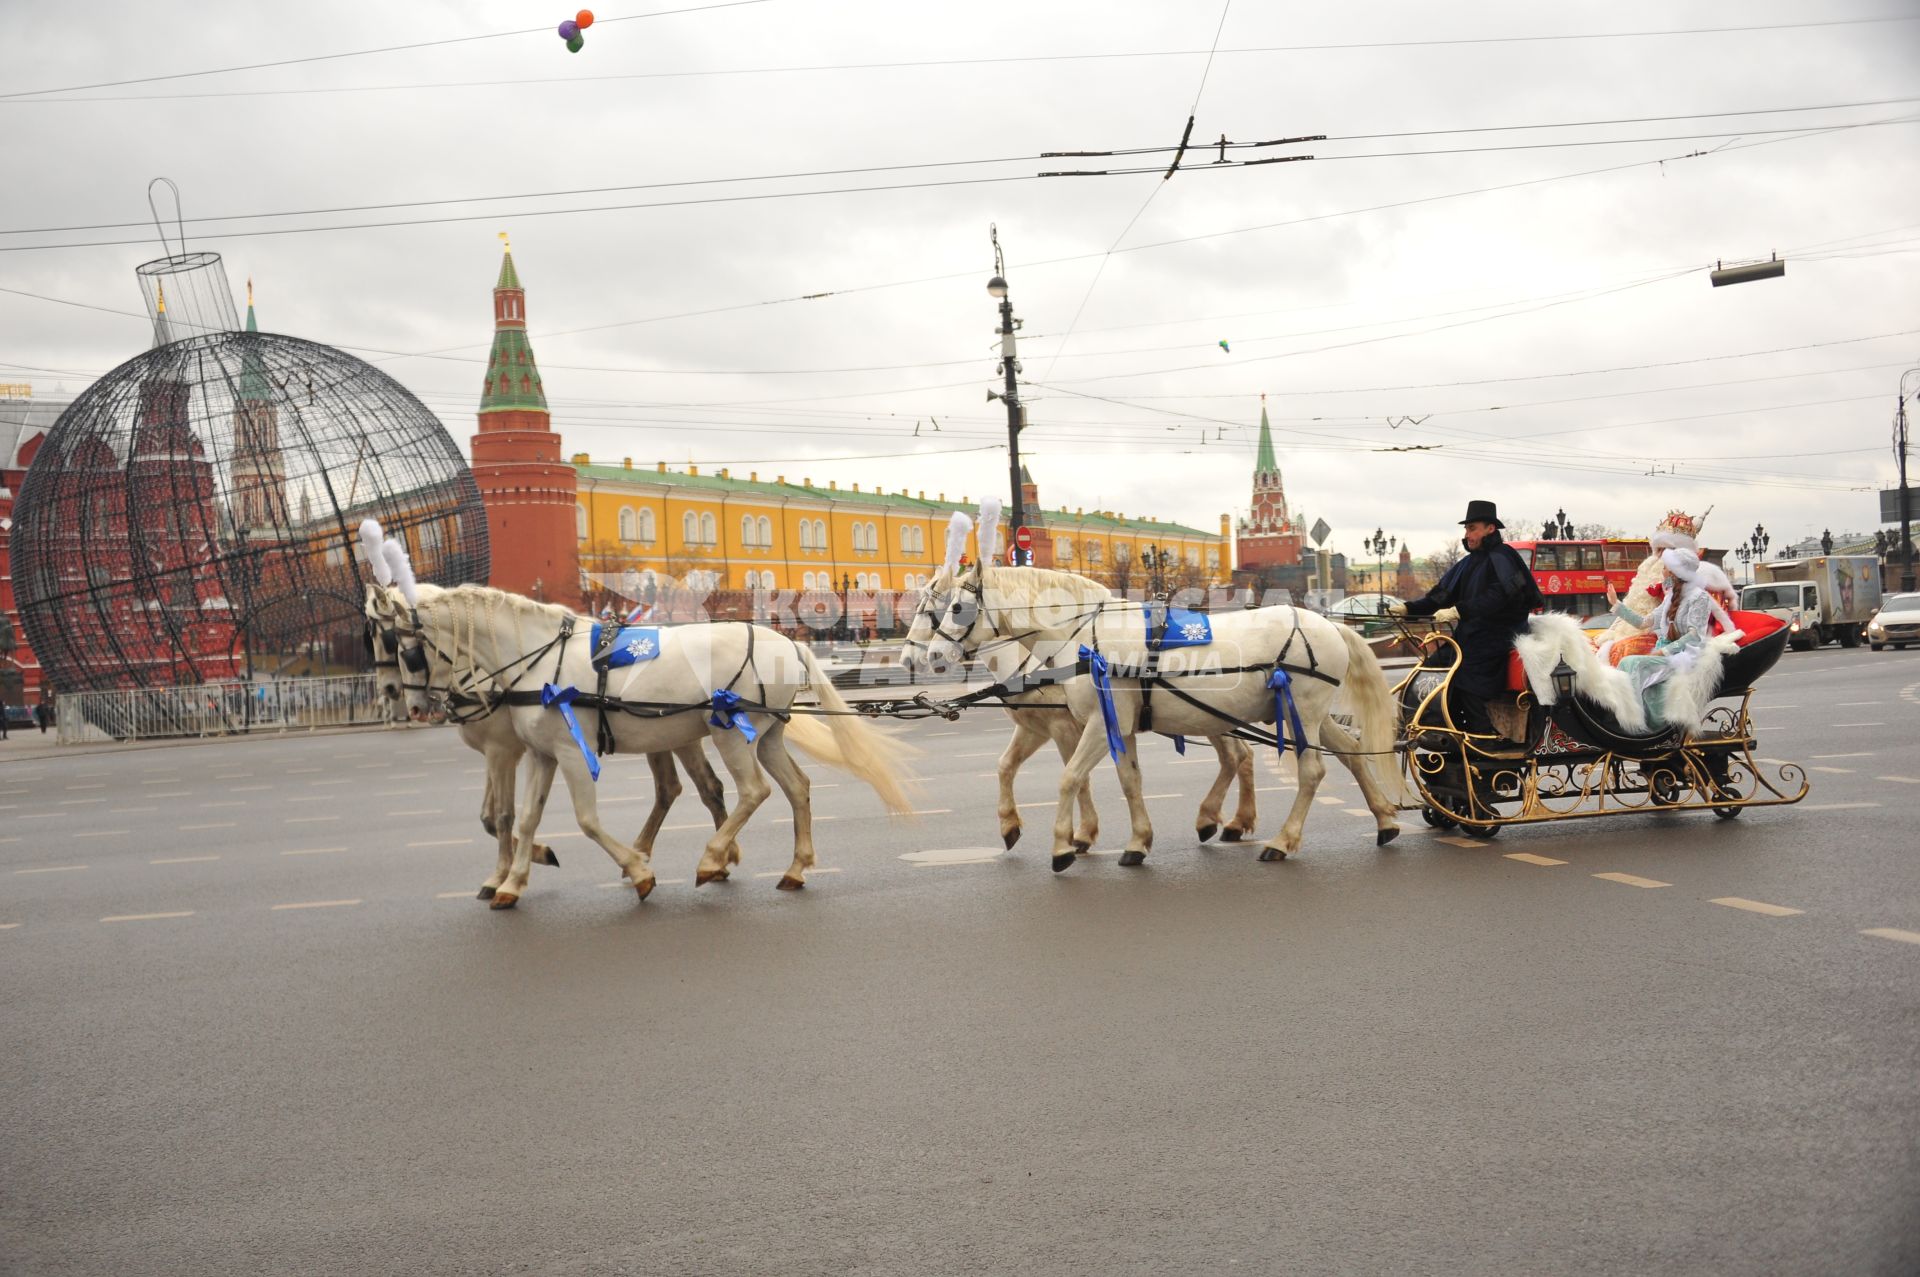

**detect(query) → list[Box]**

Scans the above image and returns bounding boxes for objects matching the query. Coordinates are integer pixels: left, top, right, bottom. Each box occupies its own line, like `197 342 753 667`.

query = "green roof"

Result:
572 462 1214 538
480 328 546 413
238 299 270 402
496 249 521 291
1254 401 1277 474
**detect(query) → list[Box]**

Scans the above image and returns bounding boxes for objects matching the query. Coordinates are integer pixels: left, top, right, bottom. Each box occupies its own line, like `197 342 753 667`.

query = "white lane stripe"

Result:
1505 852 1566 866
1836 702 1880 707
272 899 361 911
1809 767 1855 774
179 822 236 831
285 816 340 823
435 891 472 899
386 808 445 816
1432 835 1487 848
149 792 192 798
908 809 952 816
229 785 273 792
1800 802 1881 811
1810 752 1875 759
152 855 220 864
109 807 156 814
101 911 194 923
286 768 323 774
66 783 106 790
407 839 474 847
0 923 19 930
1711 897 1804 917
201 801 246 809
1877 776 1920 785
280 847 347 857
1832 722 1884 727
73 831 128 839
771 815 839 824
1861 927 1920 945
15 864 87 874
1594 872 1669 888
956 751 1002 758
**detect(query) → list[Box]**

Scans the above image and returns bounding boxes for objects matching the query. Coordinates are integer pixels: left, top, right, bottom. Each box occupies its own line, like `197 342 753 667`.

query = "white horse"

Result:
965 630 1259 851
367 581 913 907
904 563 1405 868
365 586 739 899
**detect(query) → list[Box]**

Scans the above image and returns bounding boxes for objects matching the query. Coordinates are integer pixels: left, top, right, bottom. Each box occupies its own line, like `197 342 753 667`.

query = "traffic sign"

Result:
1007 544 1021 566
1310 518 1331 548
1014 525 1033 550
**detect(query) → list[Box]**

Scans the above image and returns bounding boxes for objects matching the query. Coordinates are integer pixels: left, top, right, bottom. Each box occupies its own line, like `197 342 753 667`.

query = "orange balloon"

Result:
576 9 594 28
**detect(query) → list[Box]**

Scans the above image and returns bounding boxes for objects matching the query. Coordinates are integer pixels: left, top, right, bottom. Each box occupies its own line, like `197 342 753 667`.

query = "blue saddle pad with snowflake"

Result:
590 623 663 668
1145 605 1213 651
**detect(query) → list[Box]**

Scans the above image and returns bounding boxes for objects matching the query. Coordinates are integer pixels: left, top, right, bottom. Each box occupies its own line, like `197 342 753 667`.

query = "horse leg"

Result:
695 728 771 887
632 751 681 865
1320 717 1401 847
756 722 814 890
553 747 657 903
1113 734 1154 867
497 751 559 909
478 745 521 900
1261 728 1328 863
1225 736 1258 841
1050 719 1112 872
675 742 738 871
1193 736 1235 842
1052 720 1101 852
995 715 1050 851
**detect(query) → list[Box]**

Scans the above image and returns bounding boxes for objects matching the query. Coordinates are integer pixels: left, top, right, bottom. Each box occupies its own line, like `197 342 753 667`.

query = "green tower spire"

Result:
238 278 271 402
1254 395 1278 475
480 237 547 414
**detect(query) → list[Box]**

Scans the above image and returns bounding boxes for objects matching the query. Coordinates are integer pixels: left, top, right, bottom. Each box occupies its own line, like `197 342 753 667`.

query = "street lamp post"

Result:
988 226 1026 565
1897 368 1920 592
840 572 853 642
1364 528 1397 613
1745 525 1770 587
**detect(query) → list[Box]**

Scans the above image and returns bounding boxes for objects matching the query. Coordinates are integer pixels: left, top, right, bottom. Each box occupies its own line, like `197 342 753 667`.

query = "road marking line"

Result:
389 772 427 779
1877 776 1920 785
1143 793 1181 799
212 773 251 779
73 830 128 839
1800 802 1881 811
1016 800 1056 809
280 847 348 856
152 855 221 864
1342 808 1376 817
286 768 323 775
771 815 839 824
286 816 340 823
146 792 190 798
1811 752 1875 759
1836 701 1879 707
310 779 354 787
373 790 420 797
285 796 331 803
102 911 193 923
1754 704 1798 709
661 822 709 831
908 808 953 815
202 801 246 808
1432 836 1486 848
59 798 106 805
1314 796 1345 806
1594 872 1670 888
179 822 236 831
19 813 64 820
66 783 106 790
435 891 471 899
1505 853 1566 866
108 807 156 814
406 838 474 847
16 864 87 874
1832 722 1884 727
229 785 273 792
0 923 18 929
139 778 184 785
1809 766 1855 774
272 899 362 911
387 808 445 816
956 751 1002 758
811 867 842 874
1711 897 1803 917
1861 927 1920 945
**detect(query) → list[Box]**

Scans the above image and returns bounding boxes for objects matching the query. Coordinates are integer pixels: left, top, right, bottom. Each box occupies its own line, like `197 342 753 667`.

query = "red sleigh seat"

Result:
1498 609 1789 694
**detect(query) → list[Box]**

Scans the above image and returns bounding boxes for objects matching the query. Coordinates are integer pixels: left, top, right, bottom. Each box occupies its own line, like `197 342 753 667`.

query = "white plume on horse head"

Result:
358 519 392 587
381 539 419 608
942 511 973 579
976 495 1003 565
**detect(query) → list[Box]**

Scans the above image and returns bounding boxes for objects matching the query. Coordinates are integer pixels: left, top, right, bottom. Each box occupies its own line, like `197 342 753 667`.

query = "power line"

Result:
11 15 1912 103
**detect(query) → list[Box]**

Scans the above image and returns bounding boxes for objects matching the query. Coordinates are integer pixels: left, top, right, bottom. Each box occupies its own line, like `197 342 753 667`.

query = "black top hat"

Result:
1459 499 1504 528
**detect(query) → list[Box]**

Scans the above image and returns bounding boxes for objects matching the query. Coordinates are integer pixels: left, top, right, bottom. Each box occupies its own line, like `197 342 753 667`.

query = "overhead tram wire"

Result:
0 0 778 101
11 15 1913 103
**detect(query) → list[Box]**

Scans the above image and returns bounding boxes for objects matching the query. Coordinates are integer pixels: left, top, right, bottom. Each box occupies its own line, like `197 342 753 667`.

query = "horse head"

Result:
901 561 994 675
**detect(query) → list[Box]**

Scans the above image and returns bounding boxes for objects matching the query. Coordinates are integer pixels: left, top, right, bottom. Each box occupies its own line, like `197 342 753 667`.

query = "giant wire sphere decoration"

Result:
11 329 489 692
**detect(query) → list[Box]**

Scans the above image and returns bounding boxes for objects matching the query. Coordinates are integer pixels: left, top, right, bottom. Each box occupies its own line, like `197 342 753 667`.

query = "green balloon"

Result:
567 34 584 51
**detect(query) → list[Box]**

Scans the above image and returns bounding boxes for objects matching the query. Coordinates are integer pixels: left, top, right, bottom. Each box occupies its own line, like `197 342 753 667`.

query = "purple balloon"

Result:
558 19 579 39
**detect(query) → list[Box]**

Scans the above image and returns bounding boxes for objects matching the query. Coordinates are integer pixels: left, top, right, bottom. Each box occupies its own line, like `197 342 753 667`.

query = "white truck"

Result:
1740 556 1882 650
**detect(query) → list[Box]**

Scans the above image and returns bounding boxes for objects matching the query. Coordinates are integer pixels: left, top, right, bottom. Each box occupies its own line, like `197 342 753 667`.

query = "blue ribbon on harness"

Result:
541 683 601 781
1268 669 1307 758
708 688 758 742
1080 645 1126 761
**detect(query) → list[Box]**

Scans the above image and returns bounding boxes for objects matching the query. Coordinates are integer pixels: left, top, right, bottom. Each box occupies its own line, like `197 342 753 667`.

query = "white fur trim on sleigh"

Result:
1514 612 1740 736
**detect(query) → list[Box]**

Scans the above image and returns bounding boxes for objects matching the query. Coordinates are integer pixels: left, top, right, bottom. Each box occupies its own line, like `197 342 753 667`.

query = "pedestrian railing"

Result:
55 674 385 744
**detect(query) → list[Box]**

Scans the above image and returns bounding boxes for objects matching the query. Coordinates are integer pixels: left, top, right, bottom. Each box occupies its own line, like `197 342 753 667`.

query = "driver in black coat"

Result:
1387 499 1544 744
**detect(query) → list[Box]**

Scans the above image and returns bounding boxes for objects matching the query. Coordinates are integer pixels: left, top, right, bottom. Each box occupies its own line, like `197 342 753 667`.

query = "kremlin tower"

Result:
229 281 289 533
469 237 580 607
1233 396 1304 572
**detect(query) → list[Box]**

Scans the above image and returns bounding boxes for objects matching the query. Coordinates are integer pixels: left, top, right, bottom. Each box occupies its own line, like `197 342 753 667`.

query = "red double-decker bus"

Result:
1505 537 1652 621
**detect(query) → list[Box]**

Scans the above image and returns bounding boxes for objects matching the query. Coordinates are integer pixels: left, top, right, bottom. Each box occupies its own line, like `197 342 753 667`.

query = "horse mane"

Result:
979 564 1113 607
415 581 576 626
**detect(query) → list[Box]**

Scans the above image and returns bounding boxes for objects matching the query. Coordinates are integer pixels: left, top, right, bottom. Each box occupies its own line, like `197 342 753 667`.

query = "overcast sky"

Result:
4 0 1917 564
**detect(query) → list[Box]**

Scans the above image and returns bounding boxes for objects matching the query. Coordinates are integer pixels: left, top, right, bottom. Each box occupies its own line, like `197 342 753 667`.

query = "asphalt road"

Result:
3 645 1917 1275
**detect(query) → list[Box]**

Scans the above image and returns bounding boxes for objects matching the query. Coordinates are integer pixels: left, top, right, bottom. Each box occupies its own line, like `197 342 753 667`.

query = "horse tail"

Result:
793 645 918 816
1334 621 1409 807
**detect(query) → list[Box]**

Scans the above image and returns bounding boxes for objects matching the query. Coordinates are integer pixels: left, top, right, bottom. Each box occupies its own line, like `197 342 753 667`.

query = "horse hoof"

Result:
1220 827 1246 843
776 874 805 891
1051 852 1077 873
711 869 730 882
695 868 721 887
535 845 559 868
1003 828 1021 851
477 885 496 900
1377 827 1400 848
1069 839 1090 855
490 892 519 909
480 817 497 837
1197 823 1218 843
635 878 655 901
1257 848 1287 863
1118 850 1147 867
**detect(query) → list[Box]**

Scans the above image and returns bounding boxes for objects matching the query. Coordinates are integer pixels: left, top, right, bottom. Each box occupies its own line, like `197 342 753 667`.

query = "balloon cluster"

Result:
557 8 594 52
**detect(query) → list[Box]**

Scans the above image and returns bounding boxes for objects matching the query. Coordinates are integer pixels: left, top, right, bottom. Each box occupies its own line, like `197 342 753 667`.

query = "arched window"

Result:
638 509 656 544
757 516 771 548
1056 537 1073 563
913 526 925 553
700 512 716 545
864 521 878 551
577 505 589 539
1187 547 1200 567
682 512 697 545
802 571 817 590
798 520 814 551
1116 542 1132 563
1087 541 1102 565
812 518 827 550
759 570 775 590
741 514 755 547
618 507 637 541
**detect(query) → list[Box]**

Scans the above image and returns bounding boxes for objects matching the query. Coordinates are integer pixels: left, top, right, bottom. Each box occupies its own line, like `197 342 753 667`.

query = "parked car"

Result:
1867 592 1920 651
2 704 33 730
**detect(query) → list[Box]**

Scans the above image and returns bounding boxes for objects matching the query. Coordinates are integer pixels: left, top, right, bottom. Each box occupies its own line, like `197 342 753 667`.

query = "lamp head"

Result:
986 275 1009 299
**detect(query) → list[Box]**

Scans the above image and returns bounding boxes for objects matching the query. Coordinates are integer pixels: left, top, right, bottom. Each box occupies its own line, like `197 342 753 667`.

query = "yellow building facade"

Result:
570 457 1226 596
